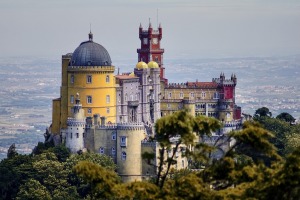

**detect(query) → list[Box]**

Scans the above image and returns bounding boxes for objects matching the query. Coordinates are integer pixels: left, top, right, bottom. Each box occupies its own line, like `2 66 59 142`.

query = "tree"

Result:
112 181 159 200
276 112 296 123
143 110 221 189
162 173 214 200
0 154 34 199
16 179 51 200
73 161 120 199
254 107 272 118
254 113 298 157
7 143 18 159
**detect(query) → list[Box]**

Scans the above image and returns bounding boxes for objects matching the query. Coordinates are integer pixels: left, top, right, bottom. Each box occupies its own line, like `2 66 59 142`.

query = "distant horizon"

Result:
0 1 299 60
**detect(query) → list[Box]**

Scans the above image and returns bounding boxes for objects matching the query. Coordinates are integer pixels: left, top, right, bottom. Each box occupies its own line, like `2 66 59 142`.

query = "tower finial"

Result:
88 31 93 41
149 18 152 28
88 23 93 41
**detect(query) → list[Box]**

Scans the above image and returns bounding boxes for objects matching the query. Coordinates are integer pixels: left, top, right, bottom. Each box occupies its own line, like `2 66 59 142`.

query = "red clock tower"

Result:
137 22 167 84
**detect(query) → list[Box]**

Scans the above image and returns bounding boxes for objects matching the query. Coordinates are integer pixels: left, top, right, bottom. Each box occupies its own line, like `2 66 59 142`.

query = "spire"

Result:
148 18 152 28
139 23 143 29
159 23 162 28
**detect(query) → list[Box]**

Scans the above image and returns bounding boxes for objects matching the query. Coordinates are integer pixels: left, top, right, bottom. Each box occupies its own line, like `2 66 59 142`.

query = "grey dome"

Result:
70 35 112 66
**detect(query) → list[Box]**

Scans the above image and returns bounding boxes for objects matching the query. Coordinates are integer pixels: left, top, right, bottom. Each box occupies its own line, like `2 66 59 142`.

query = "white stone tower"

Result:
66 93 86 153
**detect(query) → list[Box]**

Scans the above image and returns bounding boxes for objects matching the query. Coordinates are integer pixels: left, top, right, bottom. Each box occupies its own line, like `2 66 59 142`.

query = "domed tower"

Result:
52 32 116 136
66 93 86 153
134 61 161 135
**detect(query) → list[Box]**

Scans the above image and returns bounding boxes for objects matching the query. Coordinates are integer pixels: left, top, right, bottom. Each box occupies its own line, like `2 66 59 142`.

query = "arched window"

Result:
99 147 104 154
111 147 116 156
70 75 74 84
106 95 110 104
112 132 116 140
86 75 92 83
121 152 126 160
70 95 74 104
87 96 92 104
76 133 79 138
106 75 110 83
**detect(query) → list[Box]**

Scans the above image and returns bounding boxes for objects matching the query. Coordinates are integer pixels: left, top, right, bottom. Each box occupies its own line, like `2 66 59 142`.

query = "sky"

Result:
0 0 299 61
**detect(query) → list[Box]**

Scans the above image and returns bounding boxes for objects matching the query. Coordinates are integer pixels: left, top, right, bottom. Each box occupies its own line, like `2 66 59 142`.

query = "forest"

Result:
0 107 299 200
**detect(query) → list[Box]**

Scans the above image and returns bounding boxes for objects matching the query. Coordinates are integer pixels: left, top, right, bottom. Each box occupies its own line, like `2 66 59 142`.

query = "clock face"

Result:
143 38 148 45
152 38 158 44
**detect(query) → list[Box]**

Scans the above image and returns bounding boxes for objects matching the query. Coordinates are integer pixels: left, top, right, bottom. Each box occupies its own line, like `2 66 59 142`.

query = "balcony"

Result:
128 100 139 107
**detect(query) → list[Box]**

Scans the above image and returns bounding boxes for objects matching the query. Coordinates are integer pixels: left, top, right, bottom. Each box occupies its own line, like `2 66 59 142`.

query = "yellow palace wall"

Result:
66 66 117 123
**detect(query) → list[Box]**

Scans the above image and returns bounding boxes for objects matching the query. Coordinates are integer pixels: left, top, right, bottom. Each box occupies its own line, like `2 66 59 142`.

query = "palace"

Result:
50 23 242 182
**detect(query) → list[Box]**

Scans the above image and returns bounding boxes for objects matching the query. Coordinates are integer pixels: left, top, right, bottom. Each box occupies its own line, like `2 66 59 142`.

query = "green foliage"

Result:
284 132 300 154
66 152 116 171
276 112 296 123
16 179 51 200
148 110 221 188
73 161 120 199
254 107 272 118
254 109 300 157
1 109 300 199
113 181 159 200
231 121 281 162
162 173 214 200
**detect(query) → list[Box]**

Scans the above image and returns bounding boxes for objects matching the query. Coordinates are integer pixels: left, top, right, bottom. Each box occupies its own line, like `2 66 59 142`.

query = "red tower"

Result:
137 23 167 84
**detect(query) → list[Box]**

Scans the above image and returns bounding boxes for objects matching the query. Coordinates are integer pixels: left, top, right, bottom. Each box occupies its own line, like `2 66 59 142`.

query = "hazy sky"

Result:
0 0 299 60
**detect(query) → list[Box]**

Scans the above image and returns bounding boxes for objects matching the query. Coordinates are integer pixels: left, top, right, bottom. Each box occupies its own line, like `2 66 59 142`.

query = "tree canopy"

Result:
1 109 300 199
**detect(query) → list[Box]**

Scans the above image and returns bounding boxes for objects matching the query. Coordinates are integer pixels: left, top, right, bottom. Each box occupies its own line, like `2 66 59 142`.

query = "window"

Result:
70 133 72 139
112 132 116 140
120 136 127 147
87 108 92 114
106 95 110 104
111 147 116 156
87 96 92 104
106 107 110 114
70 95 74 104
169 92 172 99
180 92 183 98
214 92 219 99
83 132 85 138
167 103 171 108
182 160 185 168
201 92 206 98
106 75 110 83
125 94 128 101
87 75 92 83
99 147 104 154
190 92 194 98
70 75 74 84
121 152 127 160
76 133 79 138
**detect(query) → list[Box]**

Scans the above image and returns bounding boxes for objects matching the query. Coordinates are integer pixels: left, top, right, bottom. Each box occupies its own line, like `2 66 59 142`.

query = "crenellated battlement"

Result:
96 122 145 131
67 118 86 126
68 65 115 73
222 120 242 127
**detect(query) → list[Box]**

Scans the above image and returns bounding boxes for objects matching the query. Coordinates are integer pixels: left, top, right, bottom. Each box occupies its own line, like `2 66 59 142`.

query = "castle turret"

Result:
66 93 86 153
